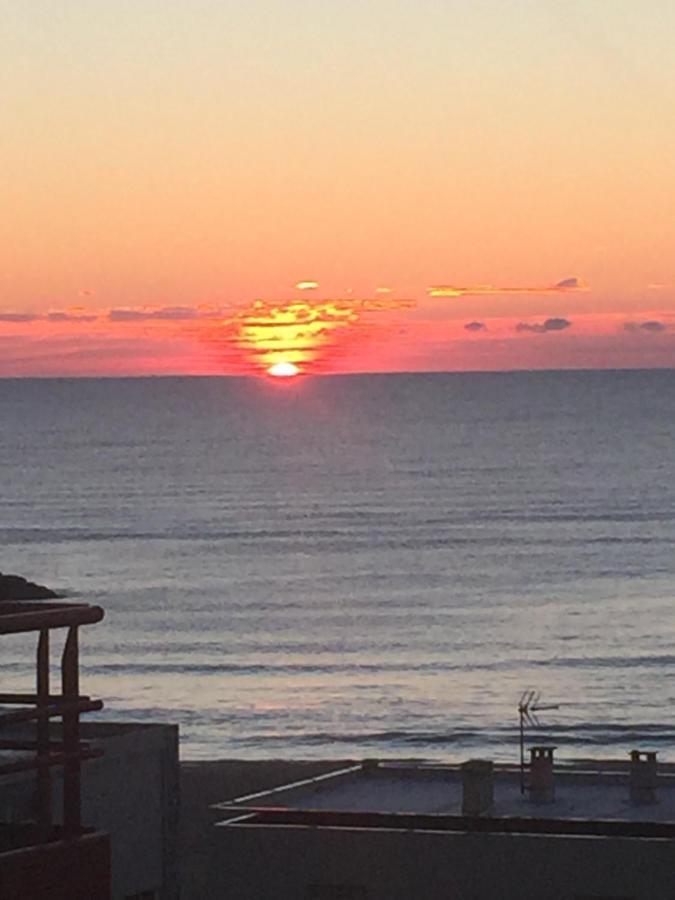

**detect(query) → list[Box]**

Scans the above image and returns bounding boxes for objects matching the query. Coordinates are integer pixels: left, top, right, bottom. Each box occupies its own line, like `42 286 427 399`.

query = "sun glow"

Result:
267 361 301 377
199 295 413 376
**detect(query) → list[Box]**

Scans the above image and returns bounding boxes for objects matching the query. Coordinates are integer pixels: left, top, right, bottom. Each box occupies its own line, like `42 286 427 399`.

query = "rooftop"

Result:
214 759 675 837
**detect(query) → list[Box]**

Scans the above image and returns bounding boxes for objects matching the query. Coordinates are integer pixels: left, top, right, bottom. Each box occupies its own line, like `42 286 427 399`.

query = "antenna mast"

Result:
517 690 559 795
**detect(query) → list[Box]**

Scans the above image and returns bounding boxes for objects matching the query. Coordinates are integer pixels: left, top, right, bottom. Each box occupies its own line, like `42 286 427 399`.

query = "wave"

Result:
2 523 674 546
80 653 675 677
230 723 675 749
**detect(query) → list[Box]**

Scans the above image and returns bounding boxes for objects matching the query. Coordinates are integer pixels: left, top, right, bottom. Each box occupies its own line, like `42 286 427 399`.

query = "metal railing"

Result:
0 600 104 837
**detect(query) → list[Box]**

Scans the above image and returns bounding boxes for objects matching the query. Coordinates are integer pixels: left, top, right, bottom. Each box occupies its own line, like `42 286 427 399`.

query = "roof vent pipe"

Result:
461 759 494 816
529 746 556 804
630 750 658 805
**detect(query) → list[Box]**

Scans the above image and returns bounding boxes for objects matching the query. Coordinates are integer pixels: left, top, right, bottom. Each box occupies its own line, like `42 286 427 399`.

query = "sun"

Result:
267 361 301 378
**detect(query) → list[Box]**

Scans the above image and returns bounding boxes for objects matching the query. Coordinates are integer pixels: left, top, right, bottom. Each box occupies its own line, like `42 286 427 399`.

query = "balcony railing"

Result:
0 599 110 899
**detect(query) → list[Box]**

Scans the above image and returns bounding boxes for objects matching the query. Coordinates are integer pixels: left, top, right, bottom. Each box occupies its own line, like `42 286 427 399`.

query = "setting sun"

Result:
267 361 301 378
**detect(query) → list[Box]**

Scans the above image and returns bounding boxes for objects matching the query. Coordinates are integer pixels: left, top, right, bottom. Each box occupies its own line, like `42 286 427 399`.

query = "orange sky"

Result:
2 2 674 376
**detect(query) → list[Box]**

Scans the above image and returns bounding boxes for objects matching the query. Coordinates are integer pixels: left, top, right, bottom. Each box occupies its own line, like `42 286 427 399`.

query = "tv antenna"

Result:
518 690 559 795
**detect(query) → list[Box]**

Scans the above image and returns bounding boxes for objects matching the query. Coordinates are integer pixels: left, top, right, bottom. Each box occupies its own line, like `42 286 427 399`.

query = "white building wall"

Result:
79 723 180 900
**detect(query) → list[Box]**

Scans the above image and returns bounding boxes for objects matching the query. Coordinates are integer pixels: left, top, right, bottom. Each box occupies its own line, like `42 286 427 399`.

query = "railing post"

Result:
62 625 81 835
36 628 52 831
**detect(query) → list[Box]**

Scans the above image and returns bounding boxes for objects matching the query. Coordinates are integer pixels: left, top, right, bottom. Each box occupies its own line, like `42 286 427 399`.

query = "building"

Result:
212 754 675 900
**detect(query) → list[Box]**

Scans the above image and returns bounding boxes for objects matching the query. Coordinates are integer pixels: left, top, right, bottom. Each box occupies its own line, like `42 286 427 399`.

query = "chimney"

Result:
529 746 556 804
461 759 494 816
629 750 658 805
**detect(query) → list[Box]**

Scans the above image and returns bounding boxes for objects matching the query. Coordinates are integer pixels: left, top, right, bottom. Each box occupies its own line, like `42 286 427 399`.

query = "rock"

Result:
0 572 59 601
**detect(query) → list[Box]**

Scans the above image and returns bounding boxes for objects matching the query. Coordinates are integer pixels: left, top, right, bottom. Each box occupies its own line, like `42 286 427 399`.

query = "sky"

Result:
2 0 674 376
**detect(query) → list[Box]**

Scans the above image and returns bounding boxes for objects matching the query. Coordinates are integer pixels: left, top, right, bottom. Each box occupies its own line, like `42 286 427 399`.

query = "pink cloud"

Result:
515 317 572 334
108 306 209 321
47 311 99 322
428 277 588 298
0 312 40 322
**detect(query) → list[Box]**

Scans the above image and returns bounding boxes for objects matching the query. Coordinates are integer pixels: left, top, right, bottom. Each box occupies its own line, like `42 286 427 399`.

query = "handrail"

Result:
0 603 104 635
0 692 92 705
0 699 103 726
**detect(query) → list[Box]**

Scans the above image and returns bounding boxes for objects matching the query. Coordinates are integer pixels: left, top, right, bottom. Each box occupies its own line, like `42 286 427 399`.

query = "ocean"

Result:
2 370 675 762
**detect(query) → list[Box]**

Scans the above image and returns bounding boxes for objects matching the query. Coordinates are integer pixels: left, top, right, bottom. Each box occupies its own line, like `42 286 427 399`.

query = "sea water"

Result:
1 370 675 761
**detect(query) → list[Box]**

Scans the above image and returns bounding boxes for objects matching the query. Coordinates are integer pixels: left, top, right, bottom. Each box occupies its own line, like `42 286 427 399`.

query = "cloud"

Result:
1 305 222 327
109 306 205 321
0 312 40 322
295 280 319 291
428 277 588 298
516 317 572 334
464 321 486 332
0 308 102 324
554 277 585 290
624 320 668 333
47 311 99 322
0 331 202 376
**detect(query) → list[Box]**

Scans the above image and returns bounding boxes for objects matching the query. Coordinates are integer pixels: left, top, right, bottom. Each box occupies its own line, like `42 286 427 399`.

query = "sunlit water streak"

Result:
1 370 675 761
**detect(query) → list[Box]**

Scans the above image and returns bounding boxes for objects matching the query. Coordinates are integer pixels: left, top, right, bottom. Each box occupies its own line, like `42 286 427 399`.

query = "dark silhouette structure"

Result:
0 599 110 899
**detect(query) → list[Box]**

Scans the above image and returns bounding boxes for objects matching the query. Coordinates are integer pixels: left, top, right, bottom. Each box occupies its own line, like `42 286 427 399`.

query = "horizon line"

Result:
1 364 674 382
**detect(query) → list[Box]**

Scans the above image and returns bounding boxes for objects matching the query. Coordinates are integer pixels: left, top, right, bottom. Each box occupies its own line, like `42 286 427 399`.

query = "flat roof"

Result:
214 760 675 835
